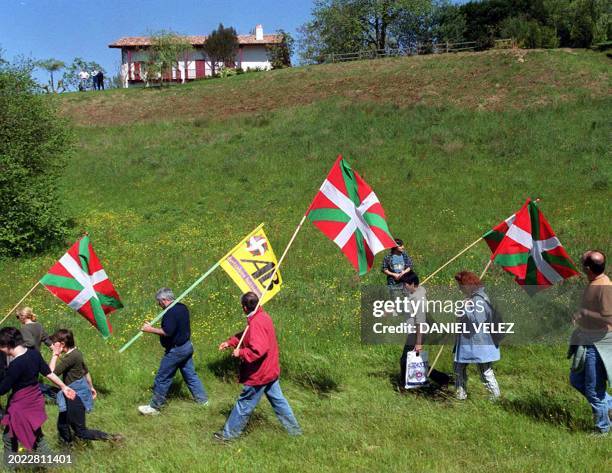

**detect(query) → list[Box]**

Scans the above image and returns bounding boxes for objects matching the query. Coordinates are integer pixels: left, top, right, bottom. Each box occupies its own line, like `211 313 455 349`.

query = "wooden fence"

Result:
326 39 512 63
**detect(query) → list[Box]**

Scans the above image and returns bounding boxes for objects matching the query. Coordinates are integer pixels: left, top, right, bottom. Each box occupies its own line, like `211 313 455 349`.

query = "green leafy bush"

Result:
219 66 237 78
501 16 560 48
0 60 72 257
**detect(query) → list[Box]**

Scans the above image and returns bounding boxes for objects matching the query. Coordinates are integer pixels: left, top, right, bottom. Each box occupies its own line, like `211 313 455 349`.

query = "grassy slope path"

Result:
0 49 610 472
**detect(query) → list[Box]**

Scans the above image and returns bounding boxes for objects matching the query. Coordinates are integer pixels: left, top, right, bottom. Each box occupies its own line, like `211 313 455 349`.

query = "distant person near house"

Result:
96 70 104 90
78 70 89 91
569 250 612 435
382 238 414 297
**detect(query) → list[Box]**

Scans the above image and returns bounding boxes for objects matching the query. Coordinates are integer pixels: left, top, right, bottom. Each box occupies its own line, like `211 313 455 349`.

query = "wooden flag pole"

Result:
0 281 41 326
420 236 484 285
235 215 308 351
427 345 445 377
479 258 493 280
119 259 222 353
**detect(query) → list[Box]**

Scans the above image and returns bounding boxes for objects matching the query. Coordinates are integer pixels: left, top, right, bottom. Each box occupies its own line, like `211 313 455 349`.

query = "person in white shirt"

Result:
78 70 90 91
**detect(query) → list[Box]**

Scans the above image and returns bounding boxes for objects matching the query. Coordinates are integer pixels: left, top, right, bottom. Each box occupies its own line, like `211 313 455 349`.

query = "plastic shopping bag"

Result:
404 350 428 389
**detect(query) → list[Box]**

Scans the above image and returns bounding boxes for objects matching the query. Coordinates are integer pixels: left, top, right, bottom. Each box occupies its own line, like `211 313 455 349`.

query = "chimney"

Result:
255 24 264 41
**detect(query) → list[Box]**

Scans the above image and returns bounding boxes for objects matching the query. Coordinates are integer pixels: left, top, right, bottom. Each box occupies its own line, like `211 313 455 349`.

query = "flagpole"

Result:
235 215 308 351
427 345 445 377
420 236 484 285
0 281 41 326
479 258 493 280
118 260 222 353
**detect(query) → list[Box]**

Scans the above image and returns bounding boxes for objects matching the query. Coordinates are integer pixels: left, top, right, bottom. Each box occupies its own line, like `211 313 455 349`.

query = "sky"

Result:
0 0 469 86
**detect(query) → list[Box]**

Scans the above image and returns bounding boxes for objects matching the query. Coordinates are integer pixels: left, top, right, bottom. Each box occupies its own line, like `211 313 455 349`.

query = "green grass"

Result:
1 49 611 472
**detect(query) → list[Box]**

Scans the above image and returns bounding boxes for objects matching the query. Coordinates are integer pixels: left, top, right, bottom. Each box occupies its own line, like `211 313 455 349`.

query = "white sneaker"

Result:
456 387 468 401
138 405 160 416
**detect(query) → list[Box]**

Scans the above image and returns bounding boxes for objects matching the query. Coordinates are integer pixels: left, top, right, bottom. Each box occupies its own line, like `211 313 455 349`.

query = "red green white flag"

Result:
486 199 579 288
483 213 516 254
306 155 396 275
40 236 123 338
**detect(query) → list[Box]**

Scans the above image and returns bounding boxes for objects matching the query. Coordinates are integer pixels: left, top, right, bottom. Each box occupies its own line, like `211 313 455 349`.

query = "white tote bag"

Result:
404 350 428 389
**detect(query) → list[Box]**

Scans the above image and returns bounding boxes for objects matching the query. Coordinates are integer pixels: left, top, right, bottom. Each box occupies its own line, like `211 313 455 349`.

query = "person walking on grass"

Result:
215 292 301 441
16 307 57 400
398 271 426 388
453 271 501 401
569 250 612 436
0 327 76 468
49 329 123 444
16 307 52 353
138 288 208 415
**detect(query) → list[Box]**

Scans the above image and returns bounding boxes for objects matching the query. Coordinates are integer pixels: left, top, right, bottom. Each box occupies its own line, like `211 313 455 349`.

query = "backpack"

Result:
474 294 505 347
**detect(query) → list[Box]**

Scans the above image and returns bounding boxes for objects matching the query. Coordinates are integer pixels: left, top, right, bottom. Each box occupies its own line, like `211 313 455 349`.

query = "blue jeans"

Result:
150 341 208 409
569 345 612 433
223 379 301 439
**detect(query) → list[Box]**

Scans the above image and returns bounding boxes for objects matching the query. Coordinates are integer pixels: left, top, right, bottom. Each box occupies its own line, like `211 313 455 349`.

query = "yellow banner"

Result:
220 224 282 305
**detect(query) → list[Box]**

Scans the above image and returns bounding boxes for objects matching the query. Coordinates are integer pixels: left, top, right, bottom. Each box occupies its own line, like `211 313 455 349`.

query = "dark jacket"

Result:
160 303 191 351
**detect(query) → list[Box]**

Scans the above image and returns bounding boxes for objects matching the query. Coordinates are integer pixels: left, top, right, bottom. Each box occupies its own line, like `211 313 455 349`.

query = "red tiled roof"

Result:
109 34 282 48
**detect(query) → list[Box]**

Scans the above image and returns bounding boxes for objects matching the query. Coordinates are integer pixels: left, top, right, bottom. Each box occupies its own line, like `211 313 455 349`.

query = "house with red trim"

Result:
109 25 283 88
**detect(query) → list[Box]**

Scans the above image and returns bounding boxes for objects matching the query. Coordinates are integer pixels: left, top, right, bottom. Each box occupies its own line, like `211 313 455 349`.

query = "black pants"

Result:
57 396 109 443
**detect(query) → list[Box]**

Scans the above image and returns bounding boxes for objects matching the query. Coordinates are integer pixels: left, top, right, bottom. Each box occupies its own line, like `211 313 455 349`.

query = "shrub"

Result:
0 60 72 257
219 66 237 78
501 16 559 49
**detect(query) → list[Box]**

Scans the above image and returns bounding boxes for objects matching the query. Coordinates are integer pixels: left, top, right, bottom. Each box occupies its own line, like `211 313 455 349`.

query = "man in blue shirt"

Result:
382 239 414 295
138 288 208 415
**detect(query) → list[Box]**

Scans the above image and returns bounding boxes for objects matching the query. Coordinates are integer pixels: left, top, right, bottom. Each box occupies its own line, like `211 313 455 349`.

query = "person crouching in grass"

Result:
49 329 124 444
215 292 302 441
0 327 76 466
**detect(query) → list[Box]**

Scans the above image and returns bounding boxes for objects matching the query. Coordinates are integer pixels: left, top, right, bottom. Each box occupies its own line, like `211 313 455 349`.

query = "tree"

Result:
432 1 467 44
145 31 193 86
298 0 430 63
569 0 609 47
501 16 559 48
267 30 295 69
202 23 239 76
62 57 105 91
460 0 609 48
392 0 464 49
0 56 72 257
37 58 65 93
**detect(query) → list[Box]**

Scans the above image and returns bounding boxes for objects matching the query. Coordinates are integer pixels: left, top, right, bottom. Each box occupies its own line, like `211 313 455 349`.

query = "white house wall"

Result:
119 45 275 87
240 46 272 70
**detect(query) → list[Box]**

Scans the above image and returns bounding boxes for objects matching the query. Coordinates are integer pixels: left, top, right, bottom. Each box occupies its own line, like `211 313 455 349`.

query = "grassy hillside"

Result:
1 49 611 472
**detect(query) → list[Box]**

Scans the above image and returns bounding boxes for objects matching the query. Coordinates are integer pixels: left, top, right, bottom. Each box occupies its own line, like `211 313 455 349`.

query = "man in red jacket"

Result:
215 292 301 441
